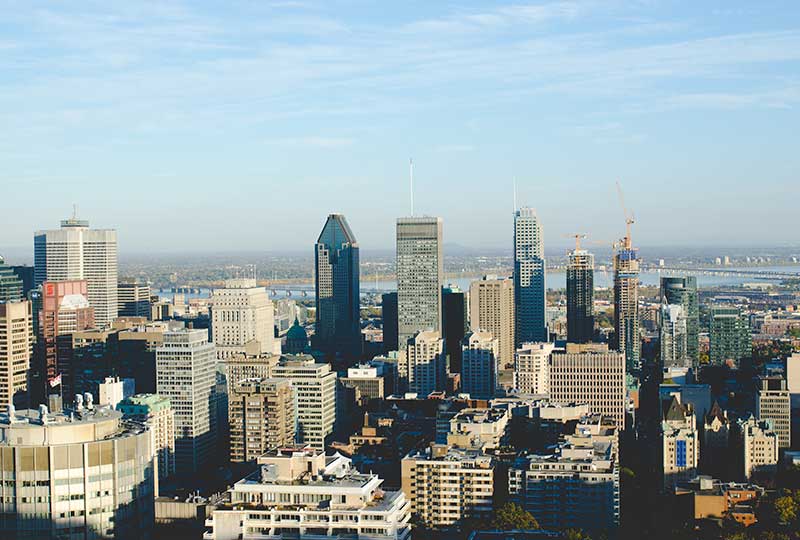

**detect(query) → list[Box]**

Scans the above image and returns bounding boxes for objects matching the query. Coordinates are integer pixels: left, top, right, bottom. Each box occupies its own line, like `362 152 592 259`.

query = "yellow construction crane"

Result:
563 233 588 252
615 181 635 250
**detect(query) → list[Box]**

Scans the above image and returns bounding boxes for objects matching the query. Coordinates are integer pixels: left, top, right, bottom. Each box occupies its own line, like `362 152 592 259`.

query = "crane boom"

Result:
615 181 635 250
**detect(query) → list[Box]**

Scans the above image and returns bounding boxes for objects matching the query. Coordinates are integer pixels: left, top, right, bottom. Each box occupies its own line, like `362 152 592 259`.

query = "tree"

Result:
490 502 539 531
773 491 799 525
562 529 592 540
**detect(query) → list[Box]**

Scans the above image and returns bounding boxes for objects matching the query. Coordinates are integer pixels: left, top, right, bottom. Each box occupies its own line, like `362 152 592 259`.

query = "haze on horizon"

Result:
1 1 799 254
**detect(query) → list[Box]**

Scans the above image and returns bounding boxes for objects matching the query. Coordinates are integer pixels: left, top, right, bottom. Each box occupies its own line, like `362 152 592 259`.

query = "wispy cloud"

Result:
267 136 355 148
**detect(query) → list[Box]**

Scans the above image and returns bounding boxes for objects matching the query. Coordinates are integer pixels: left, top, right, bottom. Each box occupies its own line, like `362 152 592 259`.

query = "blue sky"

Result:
1 0 799 253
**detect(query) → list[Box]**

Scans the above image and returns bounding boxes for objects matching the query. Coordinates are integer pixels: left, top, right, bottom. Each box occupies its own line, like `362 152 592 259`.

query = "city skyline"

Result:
2 1 800 252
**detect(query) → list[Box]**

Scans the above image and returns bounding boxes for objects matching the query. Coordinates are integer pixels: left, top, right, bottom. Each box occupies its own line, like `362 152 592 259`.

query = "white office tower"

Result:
661 395 699 490
98 376 135 409
205 448 411 540
514 342 555 395
270 355 336 449
550 345 627 430
737 415 779 480
400 331 446 397
661 304 688 368
460 331 499 400
34 215 118 328
396 217 443 350
469 276 515 386
509 416 620 532
156 328 217 474
211 279 279 360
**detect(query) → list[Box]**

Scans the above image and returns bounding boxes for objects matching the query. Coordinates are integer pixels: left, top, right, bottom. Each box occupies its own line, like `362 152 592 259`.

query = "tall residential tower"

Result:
613 229 640 372
566 240 594 344
513 208 547 345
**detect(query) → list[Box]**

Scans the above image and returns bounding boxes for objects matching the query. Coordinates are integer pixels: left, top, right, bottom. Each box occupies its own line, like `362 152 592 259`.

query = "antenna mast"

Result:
409 158 414 216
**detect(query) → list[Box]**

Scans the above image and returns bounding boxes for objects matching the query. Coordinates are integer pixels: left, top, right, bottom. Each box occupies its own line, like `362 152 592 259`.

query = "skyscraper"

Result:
314 214 361 359
460 331 498 400
34 215 118 328
613 231 640 372
396 217 443 349
381 292 398 353
660 277 699 365
211 278 279 360
709 305 751 367
400 330 446 396
118 277 151 318
156 328 218 474
513 208 547 345
660 304 688 369
442 285 467 374
566 245 594 344
469 276 515 387
0 301 33 408
0 255 24 302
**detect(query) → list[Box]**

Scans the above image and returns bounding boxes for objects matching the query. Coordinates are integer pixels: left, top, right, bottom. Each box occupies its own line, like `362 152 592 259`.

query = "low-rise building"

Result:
447 407 510 450
118 393 177 482
204 447 410 540
675 476 763 527
340 365 386 400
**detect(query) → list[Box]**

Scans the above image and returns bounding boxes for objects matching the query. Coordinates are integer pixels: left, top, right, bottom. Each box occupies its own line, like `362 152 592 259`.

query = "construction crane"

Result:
615 181 635 250
563 233 588 252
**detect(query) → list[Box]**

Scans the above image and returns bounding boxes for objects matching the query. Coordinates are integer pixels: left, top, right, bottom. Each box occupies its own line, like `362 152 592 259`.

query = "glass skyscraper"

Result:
314 214 361 359
514 208 547 345
613 237 640 372
660 276 699 367
566 248 594 343
0 256 24 303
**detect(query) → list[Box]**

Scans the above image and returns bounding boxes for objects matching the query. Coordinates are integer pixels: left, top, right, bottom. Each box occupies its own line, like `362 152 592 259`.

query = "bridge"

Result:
644 266 800 281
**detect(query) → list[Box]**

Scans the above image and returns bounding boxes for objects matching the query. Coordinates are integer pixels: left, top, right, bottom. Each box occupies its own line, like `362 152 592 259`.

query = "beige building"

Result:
447 407 509 450
738 415 779 480
228 378 295 462
0 405 155 538
118 393 177 482
400 331 446 396
222 353 279 388
0 301 32 408
469 276 515 386
550 346 627 429
401 445 494 528
340 365 386 400
756 376 791 449
513 342 555 395
211 279 279 361
661 395 699 490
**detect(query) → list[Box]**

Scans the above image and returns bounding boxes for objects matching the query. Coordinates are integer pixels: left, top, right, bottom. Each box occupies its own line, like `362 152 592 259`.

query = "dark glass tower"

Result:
660 276 699 366
567 248 594 343
514 208 547 345
442 285 468 374
381 292 398 353
0 256 24 302
314 214 361 359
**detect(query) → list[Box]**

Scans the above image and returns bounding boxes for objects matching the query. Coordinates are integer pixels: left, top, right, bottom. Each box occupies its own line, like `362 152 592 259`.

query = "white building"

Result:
270 355 336 450
447 407 509 450
756 376 791 449
660 303 688 368
0 301 33 408
34 216 118 328
661 395 699 490
513 342 555 395
98 376 135 408
396 217 443 350
401 445 494 528
550 346 627 430
211 279 279 360
156 328 218 474
400 331 446 396
738 415 779 480
205 447 411 540
509 416 620 532
461 331 499 400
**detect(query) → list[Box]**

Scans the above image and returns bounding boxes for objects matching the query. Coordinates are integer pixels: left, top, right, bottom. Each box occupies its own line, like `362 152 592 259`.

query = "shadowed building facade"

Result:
567 247 594 344
514 208 546 345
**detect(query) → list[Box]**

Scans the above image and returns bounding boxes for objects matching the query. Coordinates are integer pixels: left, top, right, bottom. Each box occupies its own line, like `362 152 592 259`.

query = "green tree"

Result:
562 529 592 540
774 491 799 524
490 502 539 531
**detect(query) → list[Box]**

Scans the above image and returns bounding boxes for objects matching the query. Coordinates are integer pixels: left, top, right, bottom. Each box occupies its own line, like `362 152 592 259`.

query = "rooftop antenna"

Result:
409 158 414 216
72 203 78 220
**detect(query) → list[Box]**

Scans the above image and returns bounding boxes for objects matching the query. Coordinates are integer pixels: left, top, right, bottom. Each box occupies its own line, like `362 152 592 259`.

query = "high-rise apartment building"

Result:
566 246 594 343
755 376 791 449
401 445 494 528
709 305 751 366
118 393 177 482
34 215 118 328
469 276 515 386
737 415 779 480
442 285 467 374
38 280 94 398
118 278 151 318
660 303 688 369
460 331 498 400
156 328 217 474
660 277 699 364
211 279 278 361
661 395 699 490
228 378 294 462
0 301 33 407
613 234 640 371
396 217 443 350
514 208 547 344
314 214 361 359
513 342 555 395
270 355 336 449
399 331 446 397
0 256 24 302
550 345 627 429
